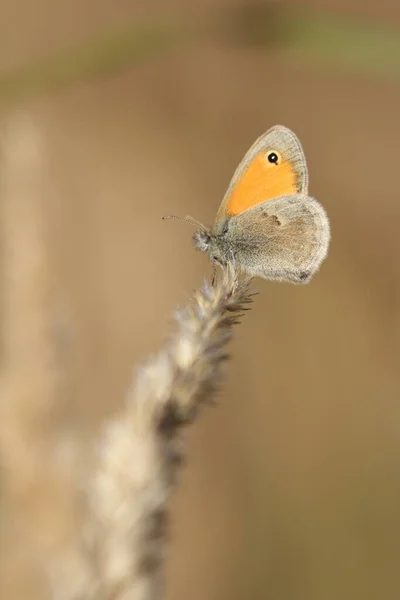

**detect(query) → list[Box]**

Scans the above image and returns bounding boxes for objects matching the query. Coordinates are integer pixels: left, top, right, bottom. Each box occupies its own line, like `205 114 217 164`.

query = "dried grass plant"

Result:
0 113 255 600
0 113 96 600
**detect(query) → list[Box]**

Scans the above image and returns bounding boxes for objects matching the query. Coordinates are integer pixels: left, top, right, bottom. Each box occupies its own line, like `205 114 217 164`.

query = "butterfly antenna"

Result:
162 214 206 230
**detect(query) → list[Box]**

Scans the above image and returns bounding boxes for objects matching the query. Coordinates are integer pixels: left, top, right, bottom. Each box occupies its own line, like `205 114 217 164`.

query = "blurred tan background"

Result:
1 1 399 599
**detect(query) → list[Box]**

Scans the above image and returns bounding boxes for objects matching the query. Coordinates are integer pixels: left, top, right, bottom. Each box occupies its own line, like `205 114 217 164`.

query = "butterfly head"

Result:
163 214 213 254
192 228 211 253
193 229 230 269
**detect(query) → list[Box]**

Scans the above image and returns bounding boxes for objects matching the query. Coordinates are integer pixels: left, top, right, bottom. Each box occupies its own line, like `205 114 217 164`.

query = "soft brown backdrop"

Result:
1 1 399 599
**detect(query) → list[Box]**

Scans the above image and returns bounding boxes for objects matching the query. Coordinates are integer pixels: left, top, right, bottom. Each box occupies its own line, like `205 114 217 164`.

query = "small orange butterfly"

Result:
164 125 330 284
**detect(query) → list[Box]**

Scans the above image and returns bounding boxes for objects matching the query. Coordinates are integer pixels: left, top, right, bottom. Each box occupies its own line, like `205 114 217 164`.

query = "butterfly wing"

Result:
223 195 330 284
215 125 309 229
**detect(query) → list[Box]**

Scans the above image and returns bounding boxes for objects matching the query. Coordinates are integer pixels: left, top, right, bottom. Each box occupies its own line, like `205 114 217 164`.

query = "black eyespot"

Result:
267 151 279 165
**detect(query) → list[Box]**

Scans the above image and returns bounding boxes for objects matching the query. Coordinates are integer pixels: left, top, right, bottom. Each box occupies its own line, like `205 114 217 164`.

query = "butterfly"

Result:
164 125 330 283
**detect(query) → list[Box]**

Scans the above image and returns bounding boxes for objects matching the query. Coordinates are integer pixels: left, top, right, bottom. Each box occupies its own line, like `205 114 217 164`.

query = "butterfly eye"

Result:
267 151 281 165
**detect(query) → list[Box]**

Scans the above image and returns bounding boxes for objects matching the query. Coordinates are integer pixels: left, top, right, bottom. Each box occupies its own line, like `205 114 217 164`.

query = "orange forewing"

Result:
225 153 298 217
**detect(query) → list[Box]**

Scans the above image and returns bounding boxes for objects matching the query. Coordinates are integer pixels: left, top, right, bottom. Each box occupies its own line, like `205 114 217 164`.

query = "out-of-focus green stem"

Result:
0 19 186 106
281 8 400 81
0 7 399 107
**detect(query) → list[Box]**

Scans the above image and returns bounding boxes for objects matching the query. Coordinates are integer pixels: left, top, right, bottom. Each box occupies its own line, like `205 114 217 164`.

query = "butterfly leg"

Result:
211 264 217 287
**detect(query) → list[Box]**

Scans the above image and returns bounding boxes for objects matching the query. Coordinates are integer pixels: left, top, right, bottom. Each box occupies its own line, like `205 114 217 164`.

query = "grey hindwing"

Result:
219 195 330 283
